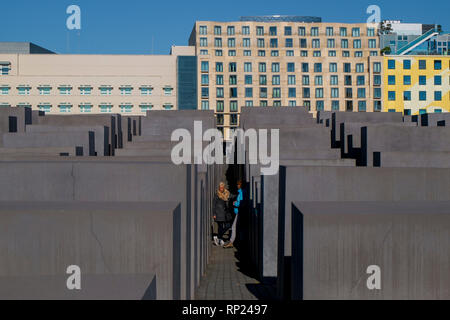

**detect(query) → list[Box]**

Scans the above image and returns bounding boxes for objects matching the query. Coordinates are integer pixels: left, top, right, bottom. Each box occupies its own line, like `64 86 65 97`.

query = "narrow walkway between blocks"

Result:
195 244 276 300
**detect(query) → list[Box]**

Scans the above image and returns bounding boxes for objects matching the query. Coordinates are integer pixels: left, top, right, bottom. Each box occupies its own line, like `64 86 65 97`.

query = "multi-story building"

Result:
0 44 197 114
189 15 382 136
383 55 450 114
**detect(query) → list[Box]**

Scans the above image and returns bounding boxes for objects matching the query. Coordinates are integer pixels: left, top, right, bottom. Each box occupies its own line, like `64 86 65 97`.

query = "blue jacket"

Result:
233 188 243 215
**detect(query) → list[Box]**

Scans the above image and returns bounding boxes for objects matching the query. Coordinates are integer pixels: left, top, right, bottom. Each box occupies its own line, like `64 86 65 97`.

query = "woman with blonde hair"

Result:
213 182 231 246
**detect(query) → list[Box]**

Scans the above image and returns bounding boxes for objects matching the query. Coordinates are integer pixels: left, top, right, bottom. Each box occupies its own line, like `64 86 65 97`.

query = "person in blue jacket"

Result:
224 180 243 249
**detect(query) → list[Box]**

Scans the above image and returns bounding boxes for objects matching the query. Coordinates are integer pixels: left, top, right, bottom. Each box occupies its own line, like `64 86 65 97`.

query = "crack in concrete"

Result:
90 212 112 273
348 223 393 297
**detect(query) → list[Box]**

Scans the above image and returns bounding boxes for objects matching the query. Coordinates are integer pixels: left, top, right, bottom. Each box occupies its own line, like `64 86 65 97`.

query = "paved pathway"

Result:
195 244 276 300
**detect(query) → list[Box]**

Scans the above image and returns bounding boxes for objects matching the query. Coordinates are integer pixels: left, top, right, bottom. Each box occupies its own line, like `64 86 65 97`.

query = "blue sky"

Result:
1 0 448 55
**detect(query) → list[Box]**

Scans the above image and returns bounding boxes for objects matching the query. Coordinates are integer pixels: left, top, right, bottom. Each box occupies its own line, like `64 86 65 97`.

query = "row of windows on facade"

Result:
202 87 382 100
198 25 376 37
387 75 448 86
201 74 382 87
0 85 174 96
387 59 446 70
198 37 378 49
0 104 174 113
198 49 379 57
387 90 446 102
200 61 381 73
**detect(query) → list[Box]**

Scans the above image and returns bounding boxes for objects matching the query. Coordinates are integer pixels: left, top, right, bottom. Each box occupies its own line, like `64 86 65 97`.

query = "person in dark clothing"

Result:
213 182 231 246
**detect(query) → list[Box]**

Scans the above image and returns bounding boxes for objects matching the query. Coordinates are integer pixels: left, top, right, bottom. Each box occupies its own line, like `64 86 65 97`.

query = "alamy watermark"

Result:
66 5 81 30
171 121 280 176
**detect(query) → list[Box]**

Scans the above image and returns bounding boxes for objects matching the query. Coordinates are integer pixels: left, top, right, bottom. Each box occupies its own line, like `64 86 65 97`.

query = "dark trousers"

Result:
217 221 227 240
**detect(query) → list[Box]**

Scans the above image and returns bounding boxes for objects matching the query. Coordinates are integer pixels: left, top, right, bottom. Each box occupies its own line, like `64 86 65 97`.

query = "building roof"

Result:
0 42 55 54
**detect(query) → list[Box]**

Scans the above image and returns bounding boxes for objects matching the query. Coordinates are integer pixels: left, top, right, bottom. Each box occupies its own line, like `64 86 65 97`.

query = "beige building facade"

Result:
0 46 196 115
189 17 383 136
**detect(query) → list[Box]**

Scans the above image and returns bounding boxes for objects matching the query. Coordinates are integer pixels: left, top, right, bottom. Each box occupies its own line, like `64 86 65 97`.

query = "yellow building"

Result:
383 56 450 115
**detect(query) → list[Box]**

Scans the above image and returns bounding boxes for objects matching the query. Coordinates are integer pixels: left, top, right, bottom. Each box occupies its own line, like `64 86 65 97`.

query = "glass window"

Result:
332 100 340 110
288 75 296 85
269 26 277 36
434 91 442 101
403 75 411 85
316 100 324 111
244 62 252 72
284 26 292 35
330 75 338 85
311 27 319 36
303 87 310 98
272 88 281 98
388 91 396 101
227 26 235 35
326 27 334 36
245 87 253 98
403 91 411 101
242 26 250 35
270 38 278 48
245 75 252 85
59 86 72 95
341 39 348 48
357 88 366 98
353 39 361 48
340 27 347 37
259 63 266 72
344 63 351 73
287 63 295 72
419 60 427 69
352 28 360 37
216 100 224 112
315 75 323 85
314 63 322 72
388 75 396 85
298 27 306 36
216 75 224 85
434 75 442 85
373 62 381 73
214 26 221 35
403 60 411 69
434 60 442 70
272 75 280 85
199 26 207 35
302 75 310 85
356 63 364 73
201 61 209 72
327 39 335 48
374 88 381 99
256 26 264 35
388 59 395 69
331 88 339 98
329 63 337 73
419 91 427 101
315 88 323 98
358 101 366 112
419 76 427 85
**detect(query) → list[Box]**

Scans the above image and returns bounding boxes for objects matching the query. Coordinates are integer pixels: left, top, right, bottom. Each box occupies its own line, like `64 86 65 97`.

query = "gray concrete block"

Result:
2 132 95 156
378 151 450 168
26 125 109 156
0 147 78 157
277 165 450 299
36 114 118 156
331 111 403 148
362 126 450 166
0 202 180 300
291 201 450 300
